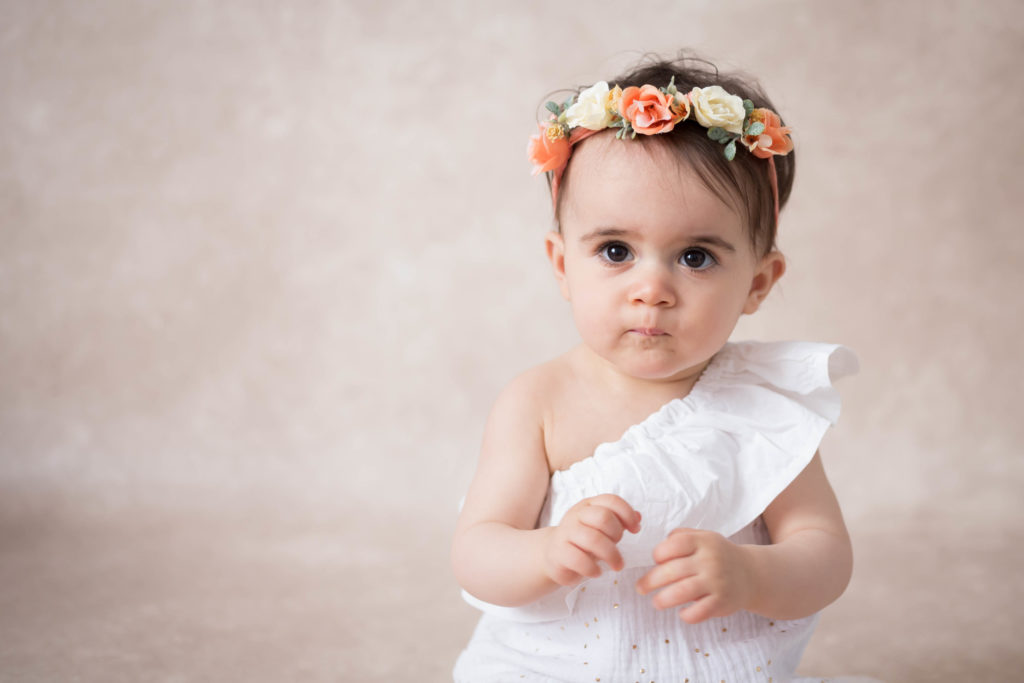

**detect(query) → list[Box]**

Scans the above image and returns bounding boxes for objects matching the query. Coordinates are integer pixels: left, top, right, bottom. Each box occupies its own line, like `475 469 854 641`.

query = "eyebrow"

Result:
579 227 737 253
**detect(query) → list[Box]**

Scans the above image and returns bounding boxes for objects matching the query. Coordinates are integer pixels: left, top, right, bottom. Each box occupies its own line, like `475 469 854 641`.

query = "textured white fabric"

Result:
455 340 858 682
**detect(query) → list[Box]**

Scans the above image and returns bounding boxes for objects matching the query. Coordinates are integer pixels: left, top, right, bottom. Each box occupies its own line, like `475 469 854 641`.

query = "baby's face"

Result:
548 133 780 384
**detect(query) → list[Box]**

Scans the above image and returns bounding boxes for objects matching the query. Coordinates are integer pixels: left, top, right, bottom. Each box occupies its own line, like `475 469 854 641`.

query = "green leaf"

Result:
745 121 765 137
707 126 726 141
724 139 737 161
666 76 677 96
743 99 755 113
545 101 560 115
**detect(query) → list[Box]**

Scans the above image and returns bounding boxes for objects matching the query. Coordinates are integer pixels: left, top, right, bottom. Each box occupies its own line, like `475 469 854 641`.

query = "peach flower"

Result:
741 108 793 158
528 122 571 175
670 91 691 121
619 84 680 135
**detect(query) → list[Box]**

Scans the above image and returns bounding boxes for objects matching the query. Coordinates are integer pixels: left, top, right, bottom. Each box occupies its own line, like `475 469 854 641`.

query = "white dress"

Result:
454 341 860 683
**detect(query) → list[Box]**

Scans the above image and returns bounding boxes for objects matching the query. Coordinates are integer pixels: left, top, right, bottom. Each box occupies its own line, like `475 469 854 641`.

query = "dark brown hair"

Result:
552 53 795 256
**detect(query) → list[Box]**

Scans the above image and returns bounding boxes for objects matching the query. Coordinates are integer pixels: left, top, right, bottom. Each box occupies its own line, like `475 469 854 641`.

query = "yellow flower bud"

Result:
545 123 566 142
607 85 623 114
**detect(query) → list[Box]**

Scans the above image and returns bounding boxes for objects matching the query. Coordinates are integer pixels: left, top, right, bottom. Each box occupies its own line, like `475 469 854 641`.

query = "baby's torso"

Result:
457 341 857 682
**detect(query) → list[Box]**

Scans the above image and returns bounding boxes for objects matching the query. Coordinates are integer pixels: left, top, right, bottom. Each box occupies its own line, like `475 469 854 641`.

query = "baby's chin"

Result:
607 353 709 385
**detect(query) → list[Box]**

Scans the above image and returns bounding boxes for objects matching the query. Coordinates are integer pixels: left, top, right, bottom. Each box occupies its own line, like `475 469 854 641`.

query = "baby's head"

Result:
530 54 795 258
530 54 794 382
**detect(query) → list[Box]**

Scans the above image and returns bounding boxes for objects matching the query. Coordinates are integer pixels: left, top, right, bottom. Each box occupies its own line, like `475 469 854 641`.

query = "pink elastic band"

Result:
550 127 600 211
768 156 779 229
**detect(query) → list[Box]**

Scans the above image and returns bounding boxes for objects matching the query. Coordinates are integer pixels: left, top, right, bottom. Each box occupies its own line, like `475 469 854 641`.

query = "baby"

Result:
451 53 859 682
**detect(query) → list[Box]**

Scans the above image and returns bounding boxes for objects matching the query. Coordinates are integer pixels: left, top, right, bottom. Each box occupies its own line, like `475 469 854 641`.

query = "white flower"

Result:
565 81 614 130
689 85 745 134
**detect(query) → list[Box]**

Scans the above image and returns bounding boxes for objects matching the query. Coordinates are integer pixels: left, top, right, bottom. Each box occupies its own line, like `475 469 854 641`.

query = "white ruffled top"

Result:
455 341 858 683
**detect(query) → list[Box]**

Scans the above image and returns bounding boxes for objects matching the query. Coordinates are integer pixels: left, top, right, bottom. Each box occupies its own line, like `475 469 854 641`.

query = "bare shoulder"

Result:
493 352 573 426
485 350 581 440
457 354 575 531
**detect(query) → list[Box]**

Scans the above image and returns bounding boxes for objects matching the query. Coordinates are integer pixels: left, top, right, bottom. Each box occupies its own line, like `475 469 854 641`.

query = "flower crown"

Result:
528 78 793 226
528 78 793 178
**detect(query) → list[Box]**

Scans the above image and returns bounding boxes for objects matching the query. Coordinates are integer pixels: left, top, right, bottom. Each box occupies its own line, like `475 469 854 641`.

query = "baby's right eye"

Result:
599 242 632 263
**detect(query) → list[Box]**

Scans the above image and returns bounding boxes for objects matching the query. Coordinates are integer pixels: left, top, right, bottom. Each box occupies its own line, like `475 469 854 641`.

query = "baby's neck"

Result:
570 345 710 404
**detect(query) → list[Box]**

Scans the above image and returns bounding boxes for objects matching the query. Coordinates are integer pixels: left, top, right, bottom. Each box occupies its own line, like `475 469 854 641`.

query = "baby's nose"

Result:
629 264 676 306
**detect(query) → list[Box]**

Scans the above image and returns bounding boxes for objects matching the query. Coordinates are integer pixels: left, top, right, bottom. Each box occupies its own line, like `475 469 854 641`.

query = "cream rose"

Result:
565 81 614 130
689 85 745 134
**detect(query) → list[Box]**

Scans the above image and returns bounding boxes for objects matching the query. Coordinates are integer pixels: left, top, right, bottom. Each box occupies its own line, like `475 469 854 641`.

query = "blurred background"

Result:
2 1 1022 680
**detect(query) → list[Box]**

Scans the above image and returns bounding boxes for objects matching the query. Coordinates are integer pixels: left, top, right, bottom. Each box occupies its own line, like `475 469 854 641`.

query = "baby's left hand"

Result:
635 528 753 624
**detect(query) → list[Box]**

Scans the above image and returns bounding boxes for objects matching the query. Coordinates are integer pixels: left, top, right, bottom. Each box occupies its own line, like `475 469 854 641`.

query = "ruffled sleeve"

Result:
463 340 858 621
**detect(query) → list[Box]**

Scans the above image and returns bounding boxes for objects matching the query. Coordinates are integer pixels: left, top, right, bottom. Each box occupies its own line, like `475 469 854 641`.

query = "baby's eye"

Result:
680 248 716 270
599 242 632 263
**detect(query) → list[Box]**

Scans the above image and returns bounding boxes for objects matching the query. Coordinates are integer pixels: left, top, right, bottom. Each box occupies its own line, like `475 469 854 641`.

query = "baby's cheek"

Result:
569 296 612 339
692 293 746 337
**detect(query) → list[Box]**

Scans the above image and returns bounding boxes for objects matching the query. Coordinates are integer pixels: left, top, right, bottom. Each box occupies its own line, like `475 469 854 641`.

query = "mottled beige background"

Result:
1 1 1022 681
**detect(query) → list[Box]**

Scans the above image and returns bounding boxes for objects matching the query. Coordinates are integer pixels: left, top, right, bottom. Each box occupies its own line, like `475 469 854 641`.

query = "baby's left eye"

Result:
680 248 716 270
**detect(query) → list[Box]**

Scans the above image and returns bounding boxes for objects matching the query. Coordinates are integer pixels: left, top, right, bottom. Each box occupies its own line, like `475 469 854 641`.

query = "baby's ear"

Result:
743 250 786 315
544 231 571 301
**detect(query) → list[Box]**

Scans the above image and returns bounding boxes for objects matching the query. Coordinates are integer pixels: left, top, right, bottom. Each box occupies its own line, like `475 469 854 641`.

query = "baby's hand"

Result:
635 528 753 624
543 494 642 587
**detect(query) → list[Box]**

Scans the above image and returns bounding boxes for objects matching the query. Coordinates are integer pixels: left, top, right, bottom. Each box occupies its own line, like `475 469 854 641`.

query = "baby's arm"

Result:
636 452 852 622
451 372 641 607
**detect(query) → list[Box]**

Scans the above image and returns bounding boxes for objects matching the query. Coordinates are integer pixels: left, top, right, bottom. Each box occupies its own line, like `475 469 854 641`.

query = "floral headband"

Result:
528 78 793 225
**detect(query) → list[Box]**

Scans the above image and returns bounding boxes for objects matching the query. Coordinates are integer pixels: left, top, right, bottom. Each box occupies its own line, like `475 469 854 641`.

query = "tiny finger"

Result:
652 577 706 611
635 558 692 595
678 594 718 624
579 505 626 543
653 528 700 564
589 495 642 534
565 542 603 578
572 527 624 571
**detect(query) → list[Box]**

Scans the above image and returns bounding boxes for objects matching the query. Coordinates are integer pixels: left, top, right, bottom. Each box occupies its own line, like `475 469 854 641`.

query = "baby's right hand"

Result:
542 494 642 587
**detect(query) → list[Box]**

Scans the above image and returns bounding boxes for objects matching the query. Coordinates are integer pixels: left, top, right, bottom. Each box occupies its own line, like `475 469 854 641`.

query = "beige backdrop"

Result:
2 1 1022 681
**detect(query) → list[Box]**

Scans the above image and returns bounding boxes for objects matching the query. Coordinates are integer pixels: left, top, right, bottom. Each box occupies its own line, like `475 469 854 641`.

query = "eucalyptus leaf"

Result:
743 99 754 112
746 121 765 137
545 101 560 115
724 139 737 161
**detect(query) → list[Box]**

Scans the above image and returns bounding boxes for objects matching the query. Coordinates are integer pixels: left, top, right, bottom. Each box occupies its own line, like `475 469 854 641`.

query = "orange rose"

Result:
741 108 793 159
528 122 571 175
619 85 679 135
